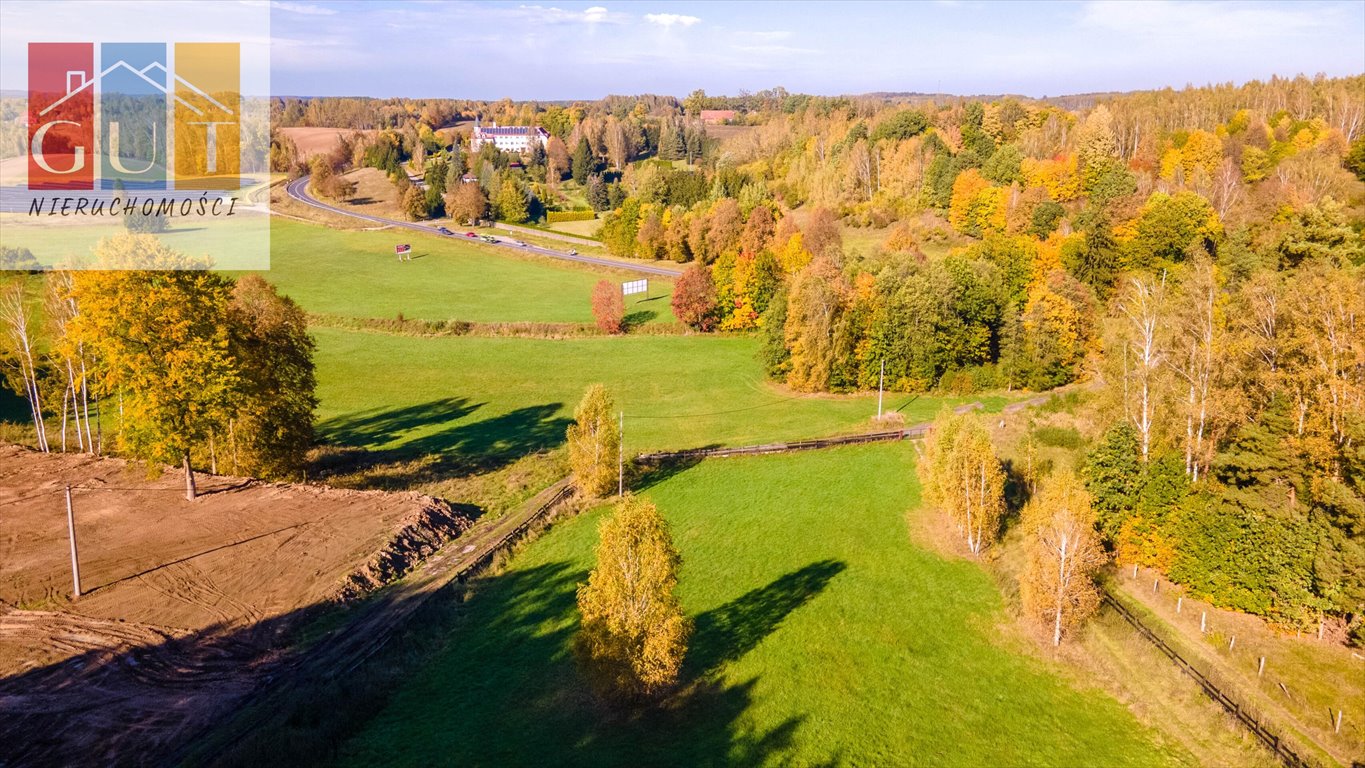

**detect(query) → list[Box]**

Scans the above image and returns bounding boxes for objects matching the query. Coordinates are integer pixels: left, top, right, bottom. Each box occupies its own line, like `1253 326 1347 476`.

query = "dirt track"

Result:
0 443 470 765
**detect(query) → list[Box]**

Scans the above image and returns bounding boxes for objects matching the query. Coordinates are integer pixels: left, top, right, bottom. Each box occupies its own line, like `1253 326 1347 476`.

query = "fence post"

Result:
1177 596 1182 613
65 485 81 599
1132 564 1138 579
1336 709 1343 734
1229 635 1235 651
1153 578 1159 593
1201 611 1207 633
1258 657 1265 677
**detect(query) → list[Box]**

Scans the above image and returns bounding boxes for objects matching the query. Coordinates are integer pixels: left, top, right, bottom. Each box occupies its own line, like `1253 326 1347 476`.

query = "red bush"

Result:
671 263 716 331
592 279 625 334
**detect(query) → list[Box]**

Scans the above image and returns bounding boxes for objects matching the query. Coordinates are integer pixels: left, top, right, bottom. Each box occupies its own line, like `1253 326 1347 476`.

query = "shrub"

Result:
547 210 597 224
671 263 717 331
591 280 625 334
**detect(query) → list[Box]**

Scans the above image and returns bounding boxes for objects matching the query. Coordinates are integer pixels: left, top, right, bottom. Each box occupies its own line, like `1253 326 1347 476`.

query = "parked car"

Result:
435 226 453 235
464 232 477 237
481 235 498 243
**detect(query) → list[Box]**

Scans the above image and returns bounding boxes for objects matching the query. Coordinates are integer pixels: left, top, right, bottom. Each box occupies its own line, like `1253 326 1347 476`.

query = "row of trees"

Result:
1088 250 1364 632
0 235 317 498
918 408 1105 645
565 385 690 702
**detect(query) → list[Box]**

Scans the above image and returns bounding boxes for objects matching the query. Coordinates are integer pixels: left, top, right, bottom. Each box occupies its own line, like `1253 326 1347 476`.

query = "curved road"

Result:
285 176 681 277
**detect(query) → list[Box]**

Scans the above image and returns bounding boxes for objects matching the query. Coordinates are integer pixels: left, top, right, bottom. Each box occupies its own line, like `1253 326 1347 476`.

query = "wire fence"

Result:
1103 587 1326 768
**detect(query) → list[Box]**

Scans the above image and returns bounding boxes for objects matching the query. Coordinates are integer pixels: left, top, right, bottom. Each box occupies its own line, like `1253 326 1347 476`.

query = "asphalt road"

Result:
285 176 681 277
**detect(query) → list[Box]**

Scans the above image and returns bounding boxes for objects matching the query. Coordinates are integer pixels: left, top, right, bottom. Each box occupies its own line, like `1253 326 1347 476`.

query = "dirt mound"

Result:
333 495 471 601
0 442 473 765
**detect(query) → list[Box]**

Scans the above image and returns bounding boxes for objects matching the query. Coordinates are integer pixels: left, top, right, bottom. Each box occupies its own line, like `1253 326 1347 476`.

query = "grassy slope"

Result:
251 218 673 323
312 327 1005 456
337 444 1190 768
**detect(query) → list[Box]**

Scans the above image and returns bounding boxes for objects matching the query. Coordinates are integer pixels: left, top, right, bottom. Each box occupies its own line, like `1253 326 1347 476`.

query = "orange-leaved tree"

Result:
69 234 238 500
592 280 625 334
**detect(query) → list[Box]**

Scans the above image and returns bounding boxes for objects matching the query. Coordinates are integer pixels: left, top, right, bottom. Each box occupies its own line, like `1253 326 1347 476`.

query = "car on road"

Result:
568 249 578 255
481 235 498 243
464 232 477 238
435 226 453 235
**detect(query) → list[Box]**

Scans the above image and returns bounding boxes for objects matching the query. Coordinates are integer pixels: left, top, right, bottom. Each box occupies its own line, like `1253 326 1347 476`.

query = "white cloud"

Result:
514 4 618 24
272 1 336 15
1079 0 1325 41
750 30 791 41
644 12 700 28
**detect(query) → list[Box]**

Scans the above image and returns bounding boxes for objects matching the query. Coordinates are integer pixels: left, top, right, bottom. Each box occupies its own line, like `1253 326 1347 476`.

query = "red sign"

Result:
395 244 411 254
28 43 95 190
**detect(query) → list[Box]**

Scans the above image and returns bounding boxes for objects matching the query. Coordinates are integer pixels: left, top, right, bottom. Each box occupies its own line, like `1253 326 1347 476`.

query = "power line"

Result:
4 488 63 505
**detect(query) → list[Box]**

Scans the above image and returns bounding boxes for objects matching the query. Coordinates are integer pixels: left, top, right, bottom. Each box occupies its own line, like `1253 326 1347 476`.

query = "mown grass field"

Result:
336 443 1192 768
252 218 673 324
311 327 1005 458
545 217 603 238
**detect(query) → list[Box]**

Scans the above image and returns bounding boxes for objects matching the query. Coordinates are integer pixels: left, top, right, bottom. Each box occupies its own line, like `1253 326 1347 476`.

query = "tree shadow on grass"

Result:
686 559 847 675
623 308 657 330
629 450 718 493
318 396 482 450
313 399 572 484
332 556 850 767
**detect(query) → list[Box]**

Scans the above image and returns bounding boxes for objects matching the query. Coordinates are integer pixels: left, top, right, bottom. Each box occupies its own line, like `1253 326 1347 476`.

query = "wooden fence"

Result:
635 403 985 463
1102 592 1318 768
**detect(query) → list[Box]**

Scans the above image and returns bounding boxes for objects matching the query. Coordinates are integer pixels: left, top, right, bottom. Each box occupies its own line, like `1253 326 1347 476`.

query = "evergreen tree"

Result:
572 137 594 185
496 179 529 223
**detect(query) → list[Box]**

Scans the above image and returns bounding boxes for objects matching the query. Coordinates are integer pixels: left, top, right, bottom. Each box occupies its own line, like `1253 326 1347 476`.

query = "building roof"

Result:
473 125 548 137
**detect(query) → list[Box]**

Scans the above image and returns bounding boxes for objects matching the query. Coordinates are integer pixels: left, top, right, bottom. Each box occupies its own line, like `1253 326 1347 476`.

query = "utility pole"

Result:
877 359 885 419
65 485 81 599
618 411 624 497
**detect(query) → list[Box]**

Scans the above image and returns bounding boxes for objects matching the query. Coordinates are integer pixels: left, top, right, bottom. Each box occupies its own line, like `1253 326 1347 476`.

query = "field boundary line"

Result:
1102 588 1322 768
633 398 1055 463
491 221 606 247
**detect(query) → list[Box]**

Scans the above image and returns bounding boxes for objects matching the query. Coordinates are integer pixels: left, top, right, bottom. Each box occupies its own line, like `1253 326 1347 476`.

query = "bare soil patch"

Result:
279 127 376 159
0 442 471 765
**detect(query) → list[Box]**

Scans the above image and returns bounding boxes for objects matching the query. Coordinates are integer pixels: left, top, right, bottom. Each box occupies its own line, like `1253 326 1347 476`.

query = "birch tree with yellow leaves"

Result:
1020 471 1106 646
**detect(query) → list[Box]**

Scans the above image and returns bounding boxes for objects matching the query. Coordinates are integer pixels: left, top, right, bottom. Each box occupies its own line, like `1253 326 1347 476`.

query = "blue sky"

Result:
2 1 1359 99
268 0 1365 99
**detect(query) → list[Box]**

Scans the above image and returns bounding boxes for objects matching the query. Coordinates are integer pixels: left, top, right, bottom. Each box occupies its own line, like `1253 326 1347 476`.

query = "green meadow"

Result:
256 218 674 324
336 444 1192 768
310 327 1003 458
